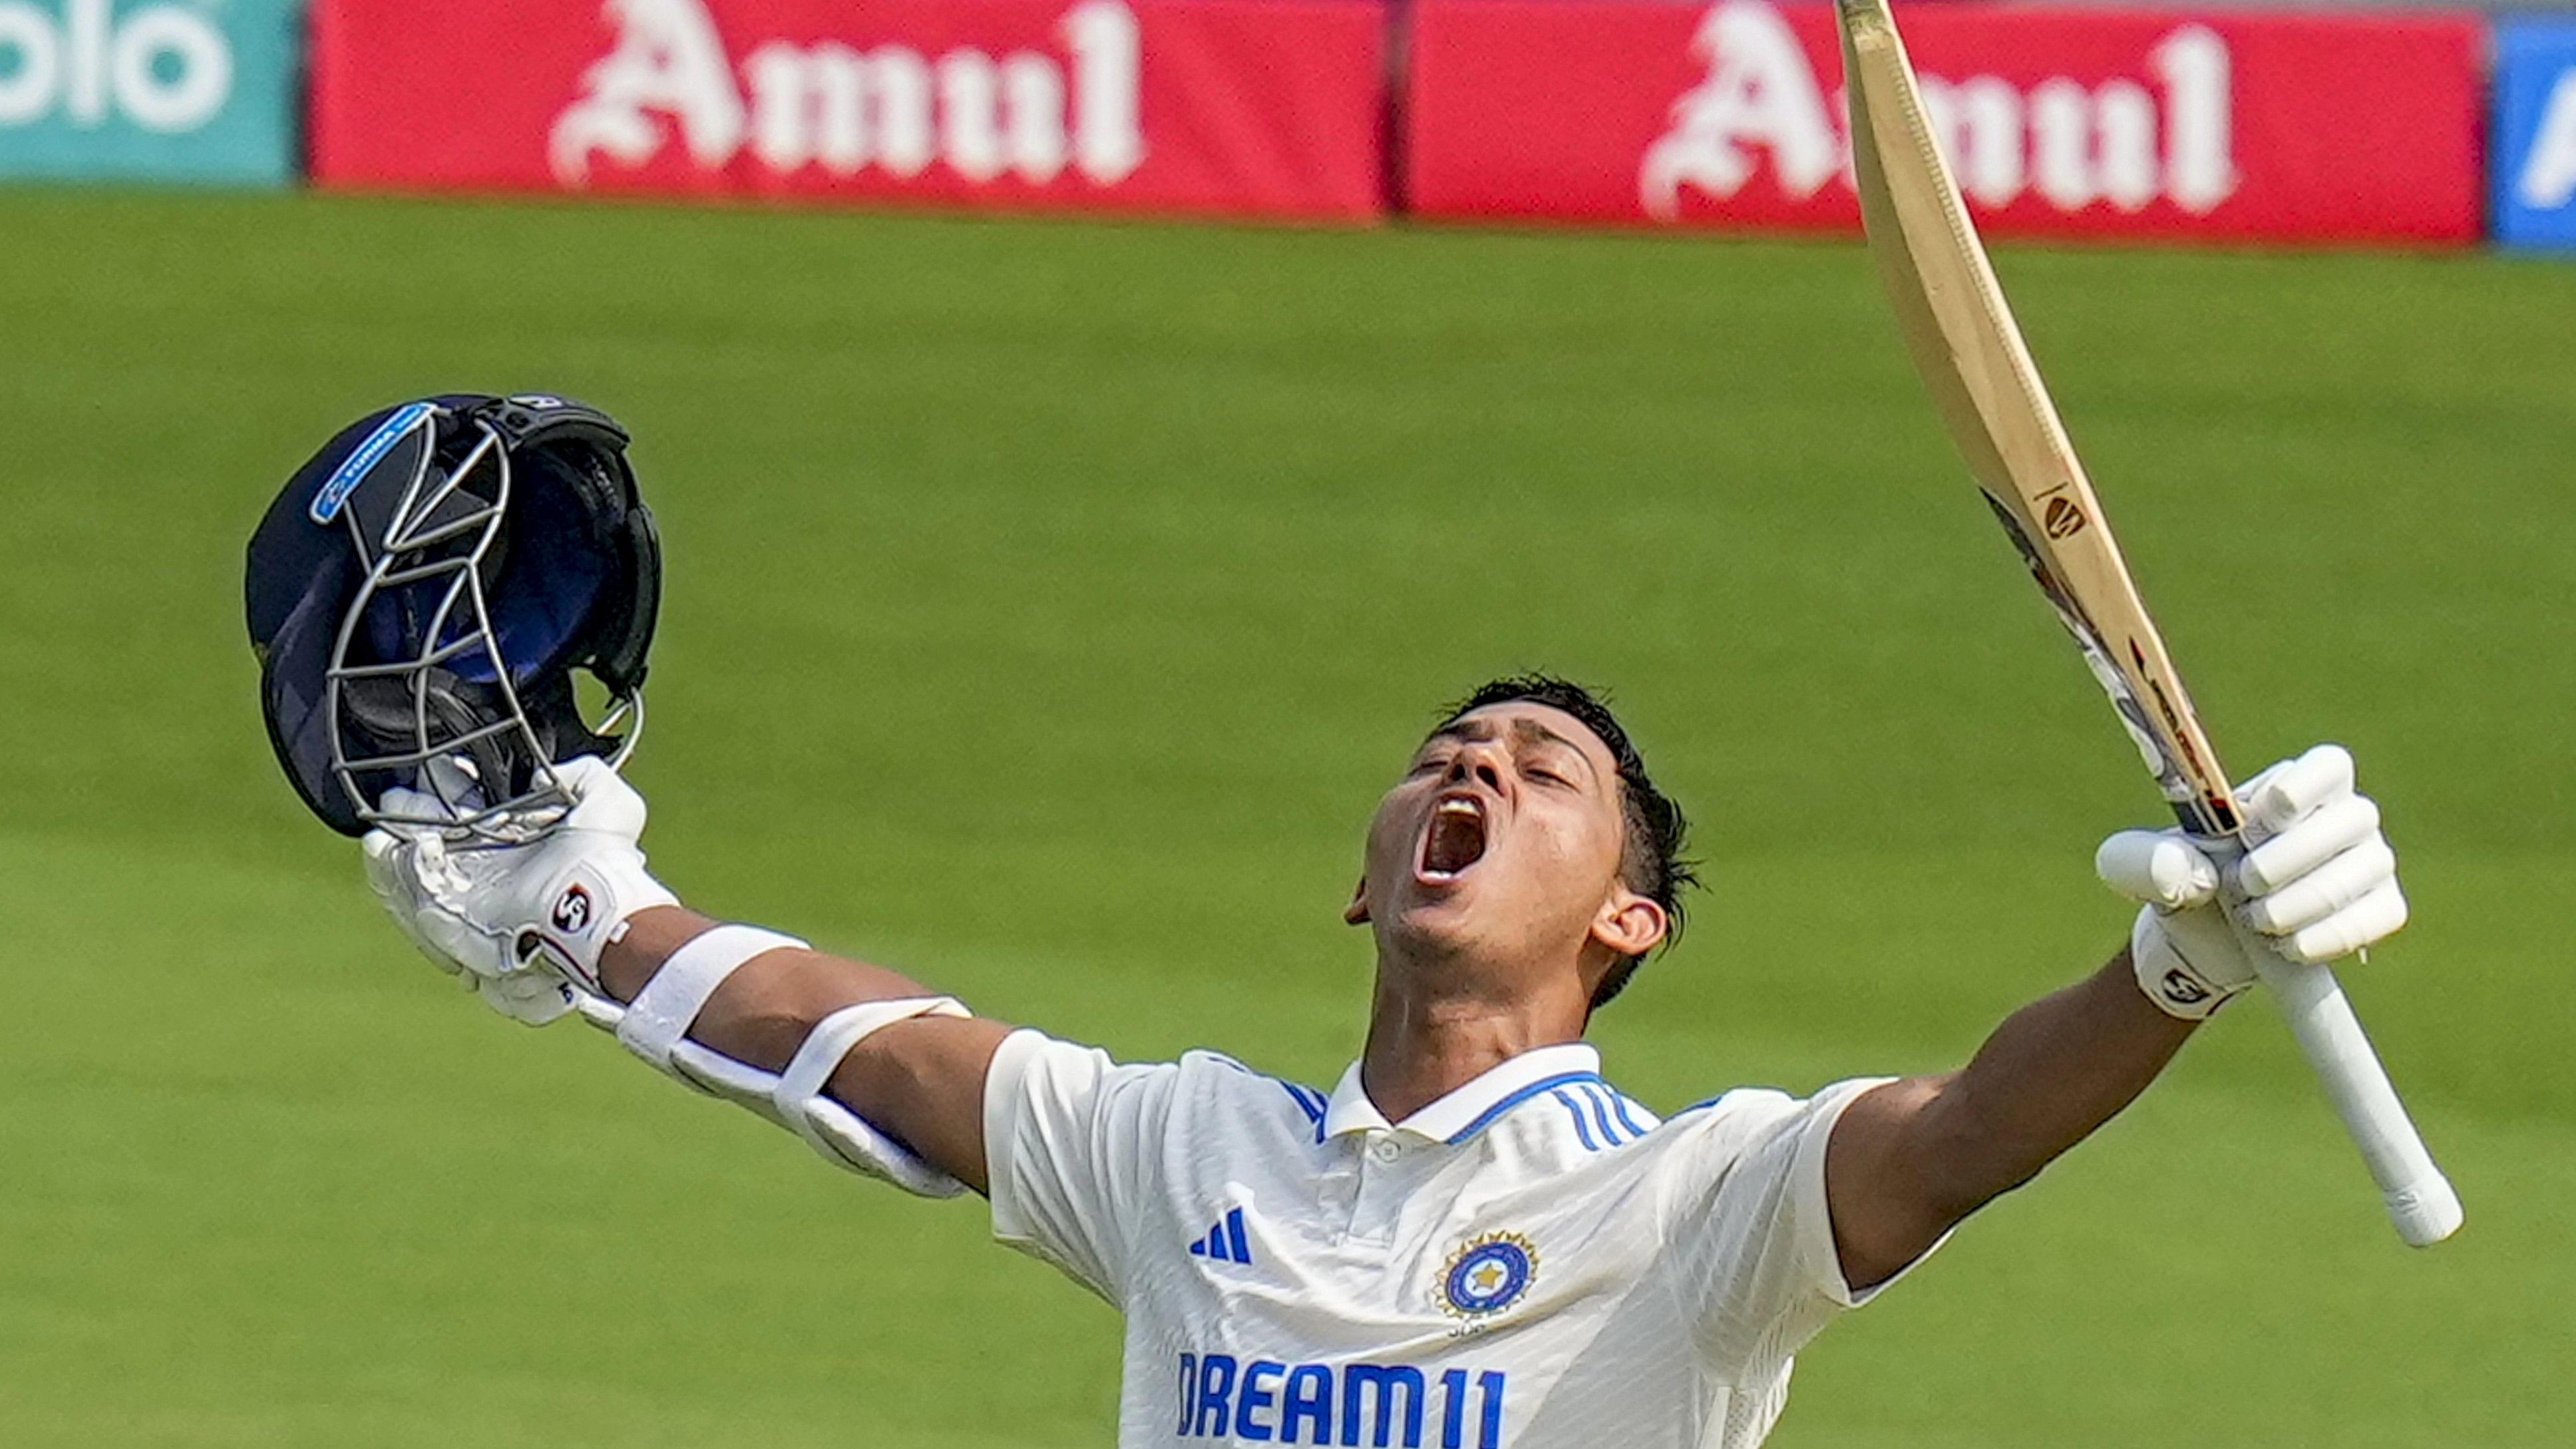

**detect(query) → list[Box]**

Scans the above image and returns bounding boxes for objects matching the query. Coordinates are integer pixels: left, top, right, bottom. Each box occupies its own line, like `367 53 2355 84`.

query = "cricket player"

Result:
361 673 2406 1448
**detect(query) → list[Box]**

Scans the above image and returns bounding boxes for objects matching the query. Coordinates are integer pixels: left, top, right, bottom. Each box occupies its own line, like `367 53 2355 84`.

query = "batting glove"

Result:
361 757 679 1026
2098 743 2407 1020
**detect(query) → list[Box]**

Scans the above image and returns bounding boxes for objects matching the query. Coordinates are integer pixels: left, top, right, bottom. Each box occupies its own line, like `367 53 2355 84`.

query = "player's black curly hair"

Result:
1435 674 1700 1010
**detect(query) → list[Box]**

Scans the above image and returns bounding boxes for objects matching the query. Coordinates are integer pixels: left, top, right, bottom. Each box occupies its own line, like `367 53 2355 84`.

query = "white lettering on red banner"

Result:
1405 0 2480 246
548 0 1145 188
311 0 1383 222
1638 1 2233 222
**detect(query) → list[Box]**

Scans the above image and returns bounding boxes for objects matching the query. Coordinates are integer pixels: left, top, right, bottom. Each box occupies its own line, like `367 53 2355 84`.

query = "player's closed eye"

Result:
1522 753 1582 787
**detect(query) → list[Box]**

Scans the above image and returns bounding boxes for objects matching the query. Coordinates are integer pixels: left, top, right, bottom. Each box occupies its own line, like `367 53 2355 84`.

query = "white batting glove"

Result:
361 757 679 1025
2098 744 2407 1020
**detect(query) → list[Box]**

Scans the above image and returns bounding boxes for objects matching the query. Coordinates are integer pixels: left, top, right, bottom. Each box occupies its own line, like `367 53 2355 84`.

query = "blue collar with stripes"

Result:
1321 1043 1648 1146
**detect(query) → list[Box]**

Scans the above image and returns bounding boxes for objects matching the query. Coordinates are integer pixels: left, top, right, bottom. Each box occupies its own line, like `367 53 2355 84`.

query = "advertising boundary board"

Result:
1403 0 2485 248
0 0 302 185
6 1 2551 257
309 0 1389 224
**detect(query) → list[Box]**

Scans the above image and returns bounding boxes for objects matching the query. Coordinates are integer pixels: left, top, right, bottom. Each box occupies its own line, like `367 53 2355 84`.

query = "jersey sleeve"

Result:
1655 1076 1938 1372
982 1028 1180 1307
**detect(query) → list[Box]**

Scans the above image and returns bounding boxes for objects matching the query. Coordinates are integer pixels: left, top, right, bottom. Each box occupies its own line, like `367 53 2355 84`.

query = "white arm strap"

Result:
612 924 807 1081
567 927 972 1200
774 997 971 1167
652 1029 971 1199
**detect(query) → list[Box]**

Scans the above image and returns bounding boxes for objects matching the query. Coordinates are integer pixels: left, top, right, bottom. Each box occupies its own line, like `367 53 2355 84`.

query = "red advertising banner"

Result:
1406 1 2483 245
312 0 1387 222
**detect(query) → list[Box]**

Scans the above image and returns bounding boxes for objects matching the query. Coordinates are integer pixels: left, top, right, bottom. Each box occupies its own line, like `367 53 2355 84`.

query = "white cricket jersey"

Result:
984 1031 1932 1449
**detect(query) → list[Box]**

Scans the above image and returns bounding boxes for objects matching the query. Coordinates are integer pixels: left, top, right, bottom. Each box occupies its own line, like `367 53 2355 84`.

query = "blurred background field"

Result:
0 189 2569 1446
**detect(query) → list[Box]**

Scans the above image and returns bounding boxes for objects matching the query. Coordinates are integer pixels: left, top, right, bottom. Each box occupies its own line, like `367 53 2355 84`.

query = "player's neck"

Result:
1358 964 1590 1124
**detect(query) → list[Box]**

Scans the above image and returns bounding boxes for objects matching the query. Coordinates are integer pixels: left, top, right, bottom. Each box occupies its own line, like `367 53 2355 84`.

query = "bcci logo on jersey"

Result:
1437 1232 1537 1327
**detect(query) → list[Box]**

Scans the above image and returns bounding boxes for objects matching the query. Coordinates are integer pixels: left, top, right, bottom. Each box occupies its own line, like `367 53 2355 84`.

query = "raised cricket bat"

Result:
1835 0 2460 1246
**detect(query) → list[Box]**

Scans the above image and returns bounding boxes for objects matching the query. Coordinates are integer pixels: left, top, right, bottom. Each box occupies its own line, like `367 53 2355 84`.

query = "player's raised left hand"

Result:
2098 744 2406 1019
361 757 677 1025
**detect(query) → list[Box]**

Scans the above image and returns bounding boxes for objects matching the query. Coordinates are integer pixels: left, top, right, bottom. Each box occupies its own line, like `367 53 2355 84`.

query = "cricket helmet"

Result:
246 393 661 839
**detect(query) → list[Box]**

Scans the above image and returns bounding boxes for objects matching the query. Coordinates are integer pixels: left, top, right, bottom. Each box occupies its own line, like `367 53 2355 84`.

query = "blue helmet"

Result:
247 393 661 838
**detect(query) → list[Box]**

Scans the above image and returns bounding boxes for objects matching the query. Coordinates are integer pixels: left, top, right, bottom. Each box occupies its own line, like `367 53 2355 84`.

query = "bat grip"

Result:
2253 956 2463 1247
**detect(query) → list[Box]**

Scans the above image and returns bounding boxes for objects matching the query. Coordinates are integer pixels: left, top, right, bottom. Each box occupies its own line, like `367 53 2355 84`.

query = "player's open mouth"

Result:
1417 795 1489 883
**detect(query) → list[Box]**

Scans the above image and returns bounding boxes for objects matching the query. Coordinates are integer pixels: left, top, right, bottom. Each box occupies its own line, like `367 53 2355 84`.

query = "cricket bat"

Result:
1835 0 2461 1246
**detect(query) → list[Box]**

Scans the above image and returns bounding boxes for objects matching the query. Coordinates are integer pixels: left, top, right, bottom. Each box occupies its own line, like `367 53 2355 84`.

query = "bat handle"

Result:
2254 956 2463 1247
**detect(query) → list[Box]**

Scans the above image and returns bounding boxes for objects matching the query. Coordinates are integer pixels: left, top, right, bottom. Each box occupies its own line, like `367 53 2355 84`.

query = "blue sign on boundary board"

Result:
0 0 300 186
2495 19 2576 252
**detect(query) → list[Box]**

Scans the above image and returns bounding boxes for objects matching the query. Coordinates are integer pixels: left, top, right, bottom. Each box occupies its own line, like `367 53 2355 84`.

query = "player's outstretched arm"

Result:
1824 948 2193 1288
361 757 1010 1195
598 906 1012 1192
1822 745 2408 1289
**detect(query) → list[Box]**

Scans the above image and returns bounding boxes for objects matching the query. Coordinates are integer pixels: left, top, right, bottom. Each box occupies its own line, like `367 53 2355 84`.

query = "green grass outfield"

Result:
1 190 2569 1447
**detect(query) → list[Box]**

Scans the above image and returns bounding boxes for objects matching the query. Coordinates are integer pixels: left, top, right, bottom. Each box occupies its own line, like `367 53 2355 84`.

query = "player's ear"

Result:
1590 887 1665 960
1344 877 1371 926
